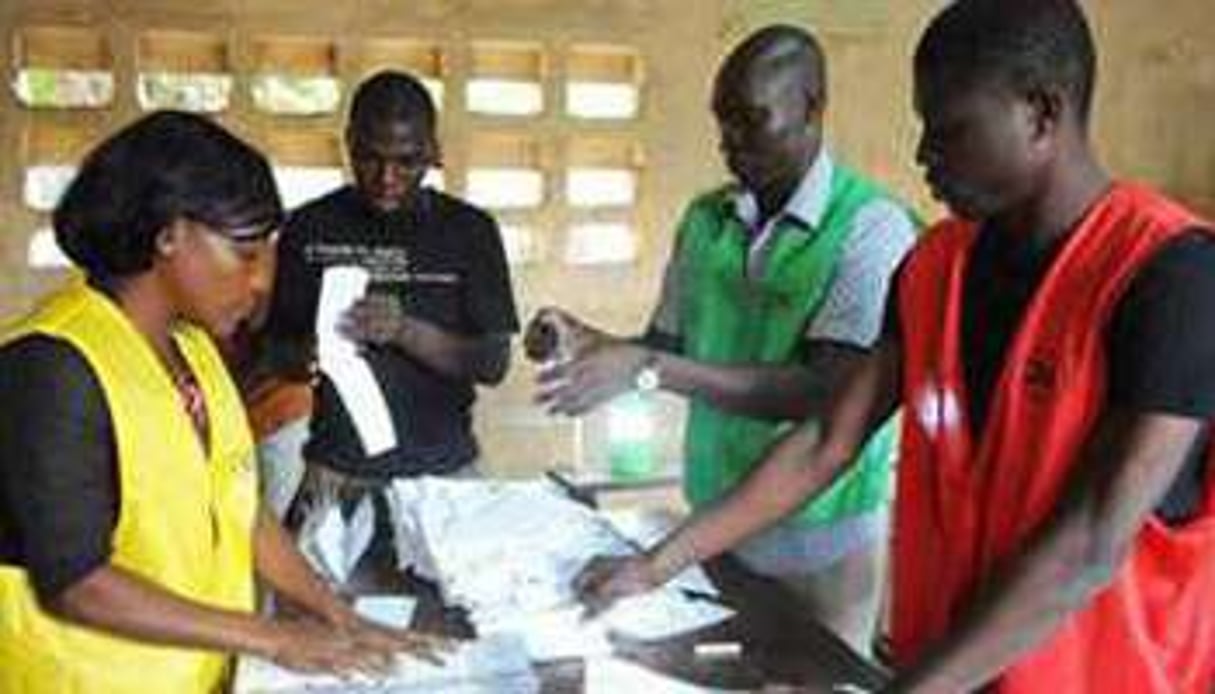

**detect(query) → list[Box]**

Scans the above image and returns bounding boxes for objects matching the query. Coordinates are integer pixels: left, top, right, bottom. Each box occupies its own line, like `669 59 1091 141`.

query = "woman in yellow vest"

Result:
0 111 443 693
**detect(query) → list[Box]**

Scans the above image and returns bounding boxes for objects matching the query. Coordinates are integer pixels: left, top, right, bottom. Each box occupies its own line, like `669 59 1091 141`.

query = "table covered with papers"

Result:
234 477 888 693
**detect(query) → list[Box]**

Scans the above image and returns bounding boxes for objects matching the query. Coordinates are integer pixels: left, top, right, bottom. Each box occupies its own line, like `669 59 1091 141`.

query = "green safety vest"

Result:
677 162 904 527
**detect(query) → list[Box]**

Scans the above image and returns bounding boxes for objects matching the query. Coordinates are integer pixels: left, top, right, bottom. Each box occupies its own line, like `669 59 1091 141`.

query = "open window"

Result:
12 26 114 109
467 42 545 117
250 36 341 115
565 44 642 120
565 137 642 209
136 30 232 112
27 227 72 269
563 222 638 266
498 222 540 266
21 120 103 212
23 120 104 268
263 128 346 209
563 137 643 265
464 133 545 209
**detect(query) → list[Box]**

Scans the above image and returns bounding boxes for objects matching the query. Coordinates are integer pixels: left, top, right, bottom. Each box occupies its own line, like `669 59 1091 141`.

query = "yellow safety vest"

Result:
0 281 258 693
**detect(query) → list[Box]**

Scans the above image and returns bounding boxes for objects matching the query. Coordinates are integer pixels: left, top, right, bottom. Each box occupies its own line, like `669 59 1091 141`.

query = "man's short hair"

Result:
721 24 827 107
53 110 282 282
348 70 437 134
915 0 1097 125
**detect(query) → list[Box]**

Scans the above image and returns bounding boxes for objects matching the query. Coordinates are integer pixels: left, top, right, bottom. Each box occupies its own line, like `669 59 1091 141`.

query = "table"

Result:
344 506 889 693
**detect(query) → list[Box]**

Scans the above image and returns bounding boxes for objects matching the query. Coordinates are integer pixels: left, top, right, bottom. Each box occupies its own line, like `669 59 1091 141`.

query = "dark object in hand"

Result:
523 315 559 363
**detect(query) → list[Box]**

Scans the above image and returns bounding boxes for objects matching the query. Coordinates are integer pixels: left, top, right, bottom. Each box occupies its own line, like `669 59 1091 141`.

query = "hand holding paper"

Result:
316 266 398 456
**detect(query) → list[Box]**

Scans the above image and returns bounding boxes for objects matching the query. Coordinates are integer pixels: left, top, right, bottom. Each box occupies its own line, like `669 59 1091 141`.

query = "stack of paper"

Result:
385 478 734 660
585 656 739 693
233 632 538 694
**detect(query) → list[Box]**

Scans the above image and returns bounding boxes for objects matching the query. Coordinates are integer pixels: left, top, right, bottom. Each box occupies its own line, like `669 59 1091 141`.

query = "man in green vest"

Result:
534 24 916 654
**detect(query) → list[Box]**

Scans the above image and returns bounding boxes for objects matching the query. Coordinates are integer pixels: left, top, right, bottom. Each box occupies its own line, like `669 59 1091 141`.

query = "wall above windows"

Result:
0 0 720 480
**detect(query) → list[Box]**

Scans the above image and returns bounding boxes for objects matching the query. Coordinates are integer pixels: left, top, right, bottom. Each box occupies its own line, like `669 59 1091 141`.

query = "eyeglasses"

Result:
216 219 282 244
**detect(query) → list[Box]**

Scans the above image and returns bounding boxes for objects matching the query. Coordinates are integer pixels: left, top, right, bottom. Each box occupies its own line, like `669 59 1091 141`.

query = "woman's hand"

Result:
260 615 390 675
327 604 455 666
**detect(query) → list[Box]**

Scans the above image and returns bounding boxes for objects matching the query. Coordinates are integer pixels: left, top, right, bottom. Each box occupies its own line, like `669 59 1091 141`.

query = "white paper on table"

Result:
316 265 397 456
299 495 376 584
584 656 739 693
386 478 634 615
233 632 539 694
601 590 734 642
384 478 733 656
478 604 614 661
353 594 418 628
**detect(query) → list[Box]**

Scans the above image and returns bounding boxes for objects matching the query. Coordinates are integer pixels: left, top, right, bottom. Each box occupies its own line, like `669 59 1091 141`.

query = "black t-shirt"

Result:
0 336 117 600
264 186 518 478
885 228 1215 524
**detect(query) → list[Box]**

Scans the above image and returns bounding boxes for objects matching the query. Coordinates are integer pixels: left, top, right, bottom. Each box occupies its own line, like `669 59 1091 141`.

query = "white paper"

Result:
316 266 397 456
233 632 538 694
385 478 734 659
584 656 737 693
299 496 376 585
353 595 418 629
602 591 735 643
478 604 614 661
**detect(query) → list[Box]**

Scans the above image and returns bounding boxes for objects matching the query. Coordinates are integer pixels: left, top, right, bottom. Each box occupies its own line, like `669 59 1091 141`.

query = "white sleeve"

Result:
805 198 917 348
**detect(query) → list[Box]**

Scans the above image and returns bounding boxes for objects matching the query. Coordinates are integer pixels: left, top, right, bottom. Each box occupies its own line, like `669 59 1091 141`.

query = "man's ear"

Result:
1026 86 1065 141
803 86 826 125
430 140 444 169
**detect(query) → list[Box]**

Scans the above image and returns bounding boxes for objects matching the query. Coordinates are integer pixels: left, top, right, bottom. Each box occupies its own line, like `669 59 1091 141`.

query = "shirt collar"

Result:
733 149 834 230
344 184 433 224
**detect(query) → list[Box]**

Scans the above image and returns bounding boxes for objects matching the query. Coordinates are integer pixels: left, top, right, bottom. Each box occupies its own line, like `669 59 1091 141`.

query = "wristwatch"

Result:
634 350 661 392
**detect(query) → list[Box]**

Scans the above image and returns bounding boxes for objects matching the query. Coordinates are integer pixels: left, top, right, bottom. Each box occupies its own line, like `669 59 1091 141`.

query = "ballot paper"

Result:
385 478 734 660
353 595 418 629
475 603 614 661
584 656 740 694
298 494 376 585
317 265 397 456
233 632 538 694
601 590 735 643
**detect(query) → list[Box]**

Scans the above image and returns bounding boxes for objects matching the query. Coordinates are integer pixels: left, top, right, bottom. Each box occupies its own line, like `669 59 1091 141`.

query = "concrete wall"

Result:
1 1 1212 478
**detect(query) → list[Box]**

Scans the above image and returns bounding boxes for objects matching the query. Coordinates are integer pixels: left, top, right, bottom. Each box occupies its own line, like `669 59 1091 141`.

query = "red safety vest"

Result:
893 183 1215 693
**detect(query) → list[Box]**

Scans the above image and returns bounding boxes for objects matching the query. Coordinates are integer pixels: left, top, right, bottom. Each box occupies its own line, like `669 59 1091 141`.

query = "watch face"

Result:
635 366 660 392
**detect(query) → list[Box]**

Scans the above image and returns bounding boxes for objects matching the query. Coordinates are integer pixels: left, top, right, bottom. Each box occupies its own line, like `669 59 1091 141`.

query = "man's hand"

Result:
530 308 652 416
536 342 651 416
340 292 409 347
571 554 662 619
525 307 611 363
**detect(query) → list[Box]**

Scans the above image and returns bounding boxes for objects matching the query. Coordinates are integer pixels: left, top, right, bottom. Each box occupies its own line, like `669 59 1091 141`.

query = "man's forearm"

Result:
647 341 900 582
654 353 833 421
393 317 510 384
893 411 1205 693
647 422 856 582
892 499 1116 692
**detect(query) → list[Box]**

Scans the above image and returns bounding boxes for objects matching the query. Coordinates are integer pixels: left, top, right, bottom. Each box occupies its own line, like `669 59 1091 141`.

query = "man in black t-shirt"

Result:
258 71 518 528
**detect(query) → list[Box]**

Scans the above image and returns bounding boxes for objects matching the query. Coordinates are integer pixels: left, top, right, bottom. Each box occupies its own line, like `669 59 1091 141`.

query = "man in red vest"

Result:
576 1 1215 690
